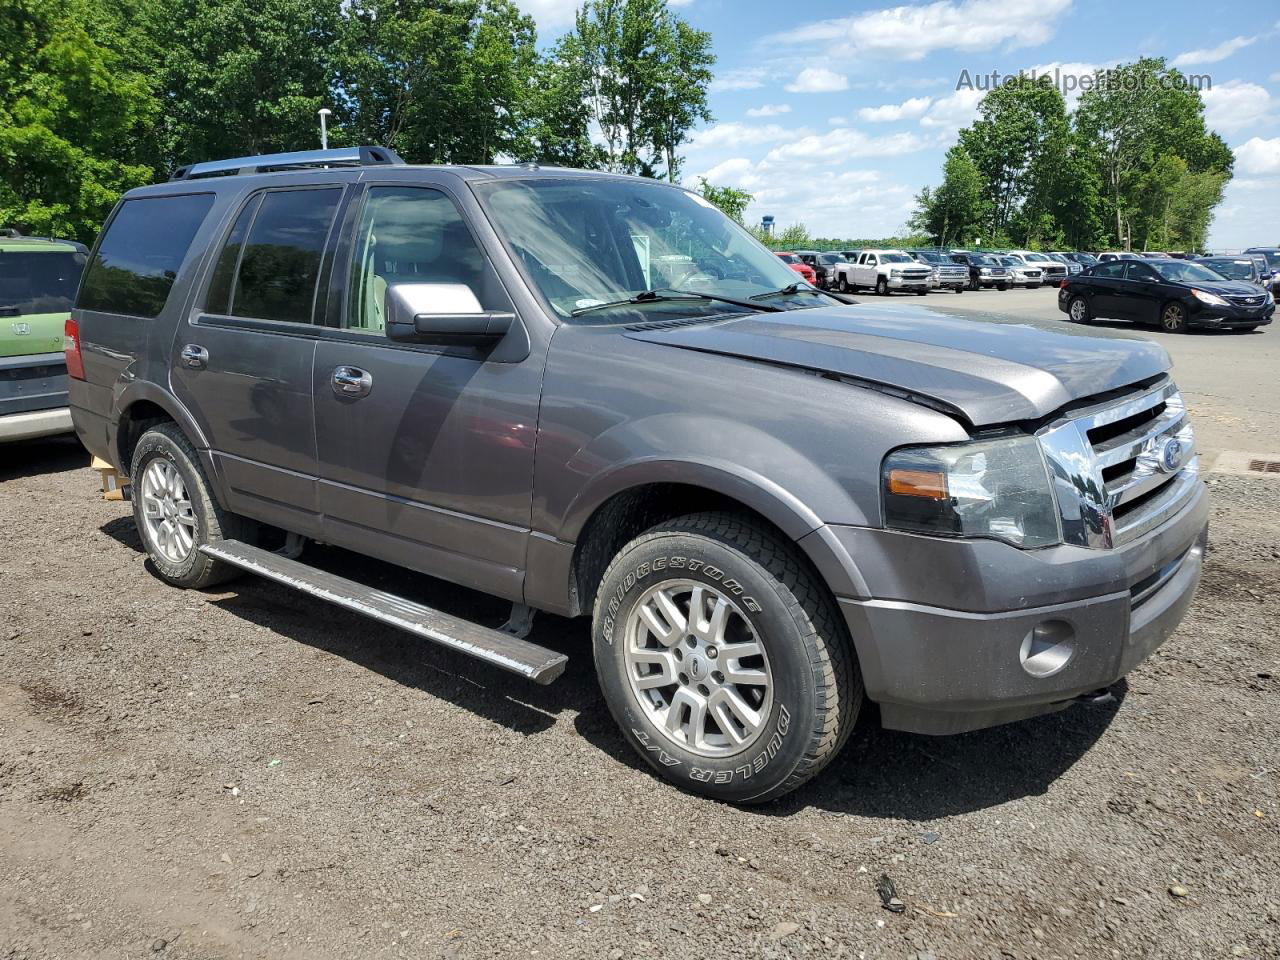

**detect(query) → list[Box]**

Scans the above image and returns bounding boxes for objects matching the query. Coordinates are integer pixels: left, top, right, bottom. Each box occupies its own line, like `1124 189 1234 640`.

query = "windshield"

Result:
879 253 913 264
913 252 943 263
0 249 86 316
971 255 998 265
1150 260 1229 283
776 253 801 264
476 178 835 322
1246 249 1280 270
1202 259 1253 281
818 254 844 264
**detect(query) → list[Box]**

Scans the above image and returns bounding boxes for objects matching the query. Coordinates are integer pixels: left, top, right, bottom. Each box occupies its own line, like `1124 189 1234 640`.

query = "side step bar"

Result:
199 540 567 684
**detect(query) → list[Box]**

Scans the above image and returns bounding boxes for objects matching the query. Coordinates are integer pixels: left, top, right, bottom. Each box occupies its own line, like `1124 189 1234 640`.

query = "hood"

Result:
624 304 1170 426
1190 279 1266 296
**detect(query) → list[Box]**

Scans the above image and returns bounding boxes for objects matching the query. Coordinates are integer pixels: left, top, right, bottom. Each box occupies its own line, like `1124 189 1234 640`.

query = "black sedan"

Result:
1058 258 1274 333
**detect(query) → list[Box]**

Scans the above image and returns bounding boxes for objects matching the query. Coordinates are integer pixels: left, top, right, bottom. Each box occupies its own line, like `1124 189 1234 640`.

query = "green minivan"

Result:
1 232 86 442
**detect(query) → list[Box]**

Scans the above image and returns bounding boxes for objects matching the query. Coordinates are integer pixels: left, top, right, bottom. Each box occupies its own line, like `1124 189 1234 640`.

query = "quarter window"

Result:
347 187 489 335
78 193 215 318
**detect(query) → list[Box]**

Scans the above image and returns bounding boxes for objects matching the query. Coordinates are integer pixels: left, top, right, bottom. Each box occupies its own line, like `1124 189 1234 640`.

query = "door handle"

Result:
331 365 373 398
180 344 208 369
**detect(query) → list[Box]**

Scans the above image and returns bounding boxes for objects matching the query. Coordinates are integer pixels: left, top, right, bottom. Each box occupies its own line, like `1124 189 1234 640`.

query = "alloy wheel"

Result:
623 579 773 757
140 458 197 564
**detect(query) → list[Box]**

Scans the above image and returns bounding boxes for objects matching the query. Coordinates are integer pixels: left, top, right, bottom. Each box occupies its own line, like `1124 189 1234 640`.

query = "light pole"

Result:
318 108 332 150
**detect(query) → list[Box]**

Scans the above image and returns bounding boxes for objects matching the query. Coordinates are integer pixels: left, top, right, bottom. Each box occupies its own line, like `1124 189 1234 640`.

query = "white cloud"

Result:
785 67 849 94
1202 81 1272 134
858 96 932 122
764 126 928 163
1022 60 1111 109
1171 36 1256 68
514 0 581 29
1234 137 1280 175
687 122 807 151
918 88 985 134
777 0 1073 62
710 67 768 93
746 104 792 118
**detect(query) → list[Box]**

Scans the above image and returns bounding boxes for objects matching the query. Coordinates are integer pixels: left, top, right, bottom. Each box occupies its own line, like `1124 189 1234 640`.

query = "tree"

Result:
1075 58 1232 249
958 77 1070 237
560 0 713 178
911 145 986 247
157 0 343 167
697 178 752 224
775 223 811 248
0 0 159 241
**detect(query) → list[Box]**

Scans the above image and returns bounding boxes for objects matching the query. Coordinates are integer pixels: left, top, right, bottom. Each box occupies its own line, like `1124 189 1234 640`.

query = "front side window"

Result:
224 188 342 324
347 186 491 335
78 193 215 318
1092 261 1126 279
475 177 831 322
0 249 85 316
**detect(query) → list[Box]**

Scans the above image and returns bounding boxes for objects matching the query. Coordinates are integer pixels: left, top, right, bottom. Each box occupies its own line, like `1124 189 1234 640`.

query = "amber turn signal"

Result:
887 468 948 500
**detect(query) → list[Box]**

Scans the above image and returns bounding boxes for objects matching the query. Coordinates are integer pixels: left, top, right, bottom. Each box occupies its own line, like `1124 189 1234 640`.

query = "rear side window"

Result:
78 193 215 318
227 188 342 324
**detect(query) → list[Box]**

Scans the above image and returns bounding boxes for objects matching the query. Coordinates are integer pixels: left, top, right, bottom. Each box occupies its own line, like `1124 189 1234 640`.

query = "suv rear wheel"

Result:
131 422 253 588
592 513 861 803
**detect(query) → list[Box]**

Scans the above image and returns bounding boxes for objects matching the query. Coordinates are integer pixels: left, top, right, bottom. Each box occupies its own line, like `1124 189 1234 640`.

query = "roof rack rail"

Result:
170 146 405 182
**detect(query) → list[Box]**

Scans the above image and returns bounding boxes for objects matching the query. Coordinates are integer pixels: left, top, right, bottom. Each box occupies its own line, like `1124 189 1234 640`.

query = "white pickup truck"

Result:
833 249 931 296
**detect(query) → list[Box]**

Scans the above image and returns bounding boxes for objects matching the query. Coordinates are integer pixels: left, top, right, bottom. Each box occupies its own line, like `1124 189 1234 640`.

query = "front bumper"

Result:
1190 300 1274 327
829 481 1209 735
887 276 930 291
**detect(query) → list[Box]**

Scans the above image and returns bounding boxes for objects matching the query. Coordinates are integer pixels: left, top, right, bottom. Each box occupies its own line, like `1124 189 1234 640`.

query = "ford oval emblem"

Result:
1159 438 1183 473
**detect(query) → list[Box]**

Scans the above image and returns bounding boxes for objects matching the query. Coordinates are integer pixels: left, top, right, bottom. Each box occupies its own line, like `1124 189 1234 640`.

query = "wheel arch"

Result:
556 463 871 619
114 382 210 476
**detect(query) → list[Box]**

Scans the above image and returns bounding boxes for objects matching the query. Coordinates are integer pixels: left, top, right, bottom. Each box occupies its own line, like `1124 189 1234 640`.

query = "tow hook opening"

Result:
1072 687 1117 706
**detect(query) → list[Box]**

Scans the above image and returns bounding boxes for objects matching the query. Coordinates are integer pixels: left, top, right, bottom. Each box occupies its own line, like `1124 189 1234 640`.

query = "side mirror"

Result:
384 282 514 346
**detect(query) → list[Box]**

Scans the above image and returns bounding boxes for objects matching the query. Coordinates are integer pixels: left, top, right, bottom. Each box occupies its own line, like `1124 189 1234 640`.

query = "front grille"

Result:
1038 377 1199 548
1226 294 1266 306
1041 265 1067 276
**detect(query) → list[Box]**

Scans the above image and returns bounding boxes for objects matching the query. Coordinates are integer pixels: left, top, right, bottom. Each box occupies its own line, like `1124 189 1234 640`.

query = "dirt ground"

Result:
1 434 1277 960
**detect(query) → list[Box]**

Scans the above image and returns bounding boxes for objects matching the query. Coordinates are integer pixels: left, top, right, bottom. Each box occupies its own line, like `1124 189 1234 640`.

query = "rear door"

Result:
170 183 349 536
309 181 539 603
1083 260 1128 319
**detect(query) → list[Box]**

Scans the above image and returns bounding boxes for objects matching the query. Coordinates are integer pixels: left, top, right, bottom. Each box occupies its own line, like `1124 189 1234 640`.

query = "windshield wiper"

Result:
749 283 826 301
569 288 782 318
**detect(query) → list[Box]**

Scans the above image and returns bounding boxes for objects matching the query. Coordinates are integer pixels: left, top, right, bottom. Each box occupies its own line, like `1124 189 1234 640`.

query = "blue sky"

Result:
515 0 1280 249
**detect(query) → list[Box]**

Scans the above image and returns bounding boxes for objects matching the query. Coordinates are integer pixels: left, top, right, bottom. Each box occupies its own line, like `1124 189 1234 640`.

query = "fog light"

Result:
1020 620 1075 678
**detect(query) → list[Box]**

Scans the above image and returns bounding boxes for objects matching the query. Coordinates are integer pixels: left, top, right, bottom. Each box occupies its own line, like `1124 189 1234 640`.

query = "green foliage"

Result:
697 178 752 224
915 58 1232 253
0 0 158 240
774 223 811 248
910 146 987 247
560 0 713 179
2 0 716 243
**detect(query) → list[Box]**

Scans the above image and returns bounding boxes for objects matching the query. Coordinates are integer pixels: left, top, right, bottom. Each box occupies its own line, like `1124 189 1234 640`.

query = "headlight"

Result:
1191 288 1228 307
890 269 901 277
882 436 1061 548
979 267 991 274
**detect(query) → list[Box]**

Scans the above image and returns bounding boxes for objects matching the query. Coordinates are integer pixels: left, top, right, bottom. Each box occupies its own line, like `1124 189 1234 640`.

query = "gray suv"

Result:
68 147 1209 803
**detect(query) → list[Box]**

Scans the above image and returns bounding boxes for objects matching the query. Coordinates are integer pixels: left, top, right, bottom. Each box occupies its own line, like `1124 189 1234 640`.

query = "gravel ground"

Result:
1 435 1277 960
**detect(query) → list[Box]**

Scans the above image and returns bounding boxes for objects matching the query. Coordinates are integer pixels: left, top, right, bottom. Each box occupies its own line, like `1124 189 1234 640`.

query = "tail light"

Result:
64 315 86 380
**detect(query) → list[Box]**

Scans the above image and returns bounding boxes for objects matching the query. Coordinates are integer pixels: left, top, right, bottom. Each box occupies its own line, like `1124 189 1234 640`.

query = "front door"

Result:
311 183 540 602
171 184 348 536
1084 260 1129 320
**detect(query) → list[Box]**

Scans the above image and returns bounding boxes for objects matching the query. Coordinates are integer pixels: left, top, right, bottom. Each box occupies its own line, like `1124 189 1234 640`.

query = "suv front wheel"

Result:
131 422 253 588
592 513 861 803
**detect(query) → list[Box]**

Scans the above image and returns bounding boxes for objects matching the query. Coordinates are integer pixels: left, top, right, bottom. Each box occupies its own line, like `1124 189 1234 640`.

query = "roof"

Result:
0 235 82 254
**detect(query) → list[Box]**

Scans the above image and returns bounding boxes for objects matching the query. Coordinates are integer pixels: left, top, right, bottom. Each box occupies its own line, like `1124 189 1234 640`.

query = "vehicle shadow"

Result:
97 518 1125 814
0 435 87 482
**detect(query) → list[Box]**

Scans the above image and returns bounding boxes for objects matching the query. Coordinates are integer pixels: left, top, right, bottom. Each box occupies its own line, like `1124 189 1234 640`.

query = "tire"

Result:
916 290 928 296
1067 295 1092 324
130 422 254 589
1160 301 1189 333
954 287 964 294
969 277 979 291
592 513 861 804
838 276 849 293
997 283 1009 291
876 277 889 296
